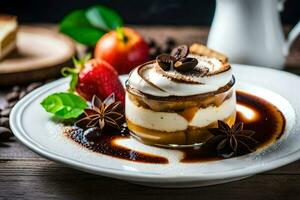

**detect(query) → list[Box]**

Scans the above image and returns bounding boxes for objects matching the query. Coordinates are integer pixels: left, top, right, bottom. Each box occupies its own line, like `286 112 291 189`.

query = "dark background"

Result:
0 0 299 26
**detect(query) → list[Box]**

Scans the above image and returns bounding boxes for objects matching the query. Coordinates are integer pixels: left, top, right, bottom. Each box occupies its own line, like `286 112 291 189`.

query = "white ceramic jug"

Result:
207 0 300 69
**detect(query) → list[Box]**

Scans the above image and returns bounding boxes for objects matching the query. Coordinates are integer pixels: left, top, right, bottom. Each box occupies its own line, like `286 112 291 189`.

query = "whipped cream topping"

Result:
128 54 233 97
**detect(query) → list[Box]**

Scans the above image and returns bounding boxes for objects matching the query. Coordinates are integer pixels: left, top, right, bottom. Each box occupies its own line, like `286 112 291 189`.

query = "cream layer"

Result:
125 93 236 132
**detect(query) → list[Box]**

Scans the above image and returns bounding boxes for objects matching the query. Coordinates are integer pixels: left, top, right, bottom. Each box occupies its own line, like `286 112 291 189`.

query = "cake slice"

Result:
0 15 18 60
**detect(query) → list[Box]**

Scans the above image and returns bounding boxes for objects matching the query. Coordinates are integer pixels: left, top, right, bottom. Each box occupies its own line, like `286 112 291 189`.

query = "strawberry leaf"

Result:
41 92 87 119
69 73 79 93
61 67 78 92
61 54 91 92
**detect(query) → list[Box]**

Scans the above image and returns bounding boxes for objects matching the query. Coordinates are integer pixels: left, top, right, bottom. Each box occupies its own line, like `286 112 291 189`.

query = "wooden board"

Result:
0 26 75 86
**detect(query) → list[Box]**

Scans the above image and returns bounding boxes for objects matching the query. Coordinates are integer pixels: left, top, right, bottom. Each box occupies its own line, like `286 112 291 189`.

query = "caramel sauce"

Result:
179 106 199 121
66 91 285 164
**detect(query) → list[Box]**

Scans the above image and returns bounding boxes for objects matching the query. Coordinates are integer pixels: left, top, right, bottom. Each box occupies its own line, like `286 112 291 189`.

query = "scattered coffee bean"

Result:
7 100 18 108
5 91 20 102
0 117 10 129
153 47 162 57
12 85 21 92
18 90 27 99
0 127 12 140
44 79 55 84
147 39 157 48
161 45 173 54
26 82 42 93
166 37 176 47
149 48 158 59
84 127 101 141
0 108 12 117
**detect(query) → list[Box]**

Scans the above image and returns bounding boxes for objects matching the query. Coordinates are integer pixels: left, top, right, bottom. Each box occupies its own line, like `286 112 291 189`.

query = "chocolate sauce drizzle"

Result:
65 91 285 164
180 91 285 163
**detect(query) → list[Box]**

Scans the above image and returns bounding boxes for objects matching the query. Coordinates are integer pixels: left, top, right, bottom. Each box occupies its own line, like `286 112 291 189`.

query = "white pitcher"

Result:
207 0 300 69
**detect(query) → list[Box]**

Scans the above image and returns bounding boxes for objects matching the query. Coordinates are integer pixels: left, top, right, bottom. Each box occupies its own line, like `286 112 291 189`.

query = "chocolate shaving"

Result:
137 65 167 92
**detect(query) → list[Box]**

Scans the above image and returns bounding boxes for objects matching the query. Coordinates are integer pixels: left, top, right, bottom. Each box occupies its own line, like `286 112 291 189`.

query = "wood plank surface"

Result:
0 160 300 200
0 25 300 200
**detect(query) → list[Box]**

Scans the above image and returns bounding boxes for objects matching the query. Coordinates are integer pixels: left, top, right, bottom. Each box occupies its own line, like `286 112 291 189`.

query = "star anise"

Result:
206 120 258 158
75 94 124 130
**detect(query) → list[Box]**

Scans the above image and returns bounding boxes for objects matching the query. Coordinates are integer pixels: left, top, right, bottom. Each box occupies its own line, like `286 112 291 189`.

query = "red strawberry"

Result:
76 58 125 106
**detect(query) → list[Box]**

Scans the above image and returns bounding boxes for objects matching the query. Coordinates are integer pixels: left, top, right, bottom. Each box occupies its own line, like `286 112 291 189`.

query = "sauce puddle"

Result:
65 91 286 164
180 91 285 163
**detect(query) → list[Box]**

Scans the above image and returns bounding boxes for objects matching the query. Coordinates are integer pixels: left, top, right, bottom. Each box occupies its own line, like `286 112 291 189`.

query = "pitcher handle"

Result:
286 21 300 52
278 0 300 55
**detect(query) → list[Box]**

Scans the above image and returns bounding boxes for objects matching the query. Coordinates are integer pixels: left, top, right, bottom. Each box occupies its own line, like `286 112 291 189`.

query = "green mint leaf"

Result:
86 5 123 31
41 92 87 119
60 10 105 46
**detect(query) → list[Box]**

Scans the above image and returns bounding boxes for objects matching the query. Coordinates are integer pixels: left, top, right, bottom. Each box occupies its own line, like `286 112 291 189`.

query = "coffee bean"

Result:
156 54 177 71
84 127 101 141
166 38 176 47
8 100 18 108
171 45 189 60
0 117 10 129
0 127 12 140
26 82 42 93
161 46 173 54
149 48 158 59
150 47 162 59
12 86 21 92
18 90 27 99
174 57 198 72
44 79 54 84
5 91 20 102
0 108 11 117
147 39 157 48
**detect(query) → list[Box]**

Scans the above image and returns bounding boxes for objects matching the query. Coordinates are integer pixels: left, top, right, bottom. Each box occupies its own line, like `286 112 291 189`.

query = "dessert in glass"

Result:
125 43 236 147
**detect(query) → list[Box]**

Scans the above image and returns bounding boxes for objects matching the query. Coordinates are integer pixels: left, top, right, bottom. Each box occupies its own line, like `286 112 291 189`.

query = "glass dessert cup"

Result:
125 78 236 148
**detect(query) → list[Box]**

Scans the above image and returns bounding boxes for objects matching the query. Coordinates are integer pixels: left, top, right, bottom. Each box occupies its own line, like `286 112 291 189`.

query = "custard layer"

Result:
125 91 236 131
127 113 236 145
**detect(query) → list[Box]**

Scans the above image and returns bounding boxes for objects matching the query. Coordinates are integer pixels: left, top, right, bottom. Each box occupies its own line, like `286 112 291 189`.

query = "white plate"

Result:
10 64 300 188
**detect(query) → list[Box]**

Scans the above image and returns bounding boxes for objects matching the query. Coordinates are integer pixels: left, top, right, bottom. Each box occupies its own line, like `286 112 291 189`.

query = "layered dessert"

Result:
125 44 236 147
0 15 17 60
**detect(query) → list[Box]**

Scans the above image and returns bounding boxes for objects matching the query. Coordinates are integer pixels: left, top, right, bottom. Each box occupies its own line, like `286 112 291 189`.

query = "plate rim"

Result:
10 64 300 182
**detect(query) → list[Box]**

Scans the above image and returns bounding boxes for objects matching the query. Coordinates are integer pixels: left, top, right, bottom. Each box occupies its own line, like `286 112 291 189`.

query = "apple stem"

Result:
116 27 129 44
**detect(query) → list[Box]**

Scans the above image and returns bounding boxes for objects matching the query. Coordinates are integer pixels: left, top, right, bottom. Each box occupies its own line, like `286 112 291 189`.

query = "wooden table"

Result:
1 26 300 200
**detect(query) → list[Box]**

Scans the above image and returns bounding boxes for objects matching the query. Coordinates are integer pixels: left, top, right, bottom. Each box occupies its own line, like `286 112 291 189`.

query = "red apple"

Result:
94 27 149 74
